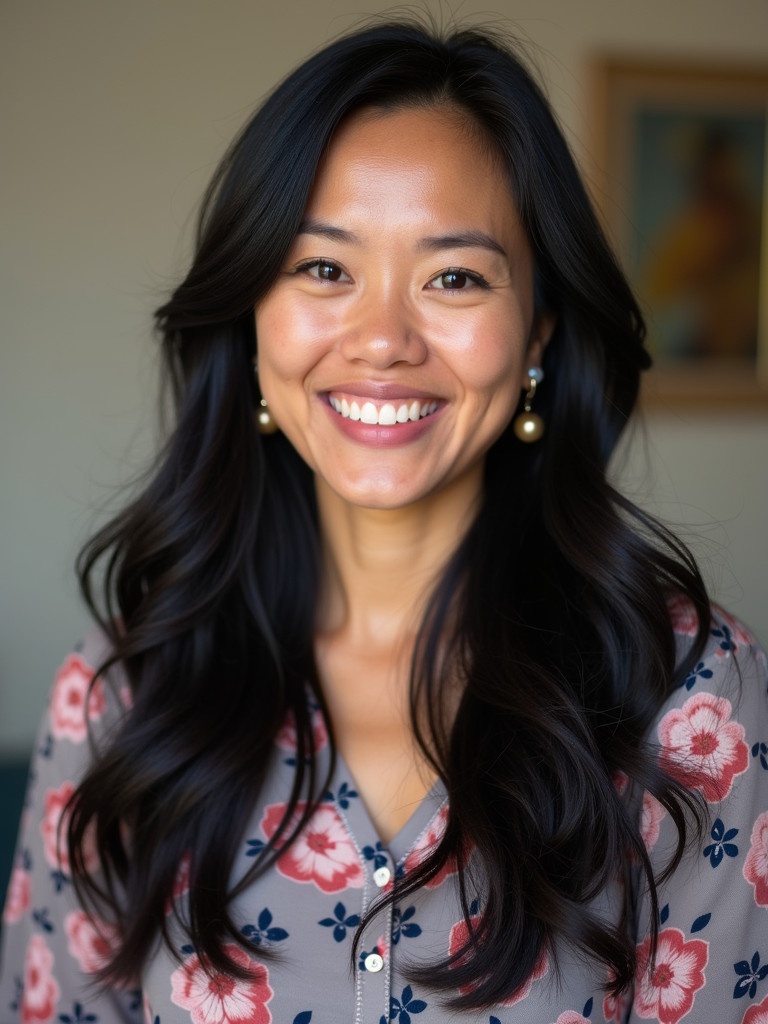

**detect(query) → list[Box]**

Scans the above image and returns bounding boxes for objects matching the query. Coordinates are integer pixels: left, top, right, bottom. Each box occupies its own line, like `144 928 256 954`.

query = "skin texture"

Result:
255 106 554 840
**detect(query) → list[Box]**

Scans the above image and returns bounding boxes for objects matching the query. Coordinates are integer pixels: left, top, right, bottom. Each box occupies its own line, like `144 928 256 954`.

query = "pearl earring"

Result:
253 359 279 435
256 398 278 435
513 367 545 442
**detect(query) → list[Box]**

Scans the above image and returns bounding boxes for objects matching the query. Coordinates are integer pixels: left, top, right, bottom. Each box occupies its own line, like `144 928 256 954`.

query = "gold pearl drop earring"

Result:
513 367 545 442
253 359 279 435
256 398 278 435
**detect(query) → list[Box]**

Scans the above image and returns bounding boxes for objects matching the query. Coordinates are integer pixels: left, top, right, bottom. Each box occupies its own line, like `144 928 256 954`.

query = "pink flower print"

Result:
555 1014 590 1024
169 852 192 908
744 811 768 907
261 802 363 893
165 851 192 915
404 804 466 889
658 692 748 802
40 782 74 873
170 944 273 1024
743 992 768 1023
3 865 31 924
612 770 629 796
641 791 667 852
666 594 700 637
64 910 118 973
21 934 60 1024
603 987 631 1023
40 782 99 875
448 915 548 1003
49 653 105 743
633 927 708 1024
275 705 328 754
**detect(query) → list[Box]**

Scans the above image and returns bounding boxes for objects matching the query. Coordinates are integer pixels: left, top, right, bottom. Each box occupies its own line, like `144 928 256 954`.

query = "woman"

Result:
2 19 766 1024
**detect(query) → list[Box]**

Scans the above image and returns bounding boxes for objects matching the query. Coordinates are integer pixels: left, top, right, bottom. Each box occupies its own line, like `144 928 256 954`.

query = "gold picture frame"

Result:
590 57 768 406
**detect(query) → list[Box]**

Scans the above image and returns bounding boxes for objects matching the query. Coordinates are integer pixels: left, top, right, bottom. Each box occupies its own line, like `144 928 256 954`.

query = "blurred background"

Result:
2 0 767 902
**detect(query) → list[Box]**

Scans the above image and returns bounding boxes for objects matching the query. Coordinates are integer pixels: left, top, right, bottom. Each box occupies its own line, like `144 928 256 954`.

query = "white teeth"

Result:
329 395 439 425
360 401 378 424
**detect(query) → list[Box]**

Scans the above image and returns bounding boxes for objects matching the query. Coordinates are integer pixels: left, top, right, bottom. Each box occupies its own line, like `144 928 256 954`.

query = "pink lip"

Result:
323 400 444 447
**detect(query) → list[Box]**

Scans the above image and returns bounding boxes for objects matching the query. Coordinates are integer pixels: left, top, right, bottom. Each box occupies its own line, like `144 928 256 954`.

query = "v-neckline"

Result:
331 746 448 865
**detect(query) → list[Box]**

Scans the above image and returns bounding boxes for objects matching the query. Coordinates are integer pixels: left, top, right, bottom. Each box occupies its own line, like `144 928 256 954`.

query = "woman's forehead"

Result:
303 105 518 233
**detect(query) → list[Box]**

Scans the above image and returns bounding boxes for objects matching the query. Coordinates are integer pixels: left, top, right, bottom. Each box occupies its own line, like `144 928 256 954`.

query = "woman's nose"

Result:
338 289 428 368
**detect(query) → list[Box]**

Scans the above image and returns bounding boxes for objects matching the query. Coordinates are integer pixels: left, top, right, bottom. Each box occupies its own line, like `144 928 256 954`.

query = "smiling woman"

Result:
255 105 551 512
2 17 767 1024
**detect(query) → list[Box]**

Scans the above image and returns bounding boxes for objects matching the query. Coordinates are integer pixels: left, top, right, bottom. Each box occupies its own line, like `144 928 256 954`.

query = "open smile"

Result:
327 393 440 426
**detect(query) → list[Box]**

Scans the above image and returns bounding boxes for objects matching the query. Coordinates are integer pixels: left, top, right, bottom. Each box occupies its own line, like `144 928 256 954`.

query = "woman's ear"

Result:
522 310 556 382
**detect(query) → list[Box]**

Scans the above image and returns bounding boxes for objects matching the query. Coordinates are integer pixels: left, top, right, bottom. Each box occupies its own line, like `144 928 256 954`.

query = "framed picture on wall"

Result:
590 58 768 406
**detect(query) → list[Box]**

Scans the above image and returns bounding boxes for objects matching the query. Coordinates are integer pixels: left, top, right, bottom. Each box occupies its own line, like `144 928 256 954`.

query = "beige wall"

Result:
2 0 767 750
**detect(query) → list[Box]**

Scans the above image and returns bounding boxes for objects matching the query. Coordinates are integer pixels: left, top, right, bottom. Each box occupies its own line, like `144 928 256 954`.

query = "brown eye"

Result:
427 268 488 291
439 270 469 289
298 259 350 283
316 262 343 281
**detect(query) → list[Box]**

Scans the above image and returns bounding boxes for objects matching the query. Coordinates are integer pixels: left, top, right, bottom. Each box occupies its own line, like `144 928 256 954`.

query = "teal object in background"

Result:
0 756 29 923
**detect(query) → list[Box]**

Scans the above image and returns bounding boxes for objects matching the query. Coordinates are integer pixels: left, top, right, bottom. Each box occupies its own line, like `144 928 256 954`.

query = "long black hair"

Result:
69 18 710 1008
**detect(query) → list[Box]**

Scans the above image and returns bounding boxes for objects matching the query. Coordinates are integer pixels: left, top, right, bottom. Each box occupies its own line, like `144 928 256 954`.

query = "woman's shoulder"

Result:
668 596 767 701
655 598 767 804
43 624 131 757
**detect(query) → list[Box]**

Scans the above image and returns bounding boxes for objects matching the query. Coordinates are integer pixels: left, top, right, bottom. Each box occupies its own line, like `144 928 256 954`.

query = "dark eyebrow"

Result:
416 231 508 259
297 219 507 259
297 219 361 244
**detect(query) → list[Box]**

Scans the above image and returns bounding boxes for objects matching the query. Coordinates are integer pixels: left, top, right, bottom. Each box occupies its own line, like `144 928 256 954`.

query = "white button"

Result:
364 953 384 973
372 866 391 887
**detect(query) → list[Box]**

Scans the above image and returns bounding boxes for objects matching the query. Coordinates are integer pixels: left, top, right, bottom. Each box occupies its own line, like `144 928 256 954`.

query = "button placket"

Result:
356 847 395 1023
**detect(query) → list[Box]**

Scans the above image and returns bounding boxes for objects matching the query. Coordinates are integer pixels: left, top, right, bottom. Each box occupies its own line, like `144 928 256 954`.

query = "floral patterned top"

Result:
2 603 768 1024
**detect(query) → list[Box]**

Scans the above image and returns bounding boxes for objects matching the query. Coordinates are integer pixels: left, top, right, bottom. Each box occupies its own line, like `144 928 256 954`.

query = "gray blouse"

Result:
2 604 767 1024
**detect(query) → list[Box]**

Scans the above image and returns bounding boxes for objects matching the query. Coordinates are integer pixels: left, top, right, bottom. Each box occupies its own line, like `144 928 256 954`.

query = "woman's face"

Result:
255 105 553 512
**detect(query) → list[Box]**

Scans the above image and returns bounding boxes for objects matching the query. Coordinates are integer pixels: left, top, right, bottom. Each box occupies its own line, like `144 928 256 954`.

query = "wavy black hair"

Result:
69 18 710 1009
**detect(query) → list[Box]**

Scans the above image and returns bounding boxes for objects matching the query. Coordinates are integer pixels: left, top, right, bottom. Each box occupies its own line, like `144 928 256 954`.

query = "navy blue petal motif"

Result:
58 1001 98 1023
318 901 360 942
392 906 422 944
733 951 768 999
33 908 55 934
681 661 714 691
50 870 69 894
711 624 735 653
241 907 289 946
384 985 428 1021
691 914 711 933
323 781 359 808
751 741 768 771
293 1013 313 1024
703 817 740 867
363 841 388 869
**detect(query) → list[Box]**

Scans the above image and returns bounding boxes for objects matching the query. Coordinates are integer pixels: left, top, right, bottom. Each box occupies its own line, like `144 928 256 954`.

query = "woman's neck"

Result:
314 469 482 649
312 470 482 842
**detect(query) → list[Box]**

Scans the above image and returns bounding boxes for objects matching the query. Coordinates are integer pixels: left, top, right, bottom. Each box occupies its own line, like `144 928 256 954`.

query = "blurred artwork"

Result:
631 113 764 363
592 59 768 403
